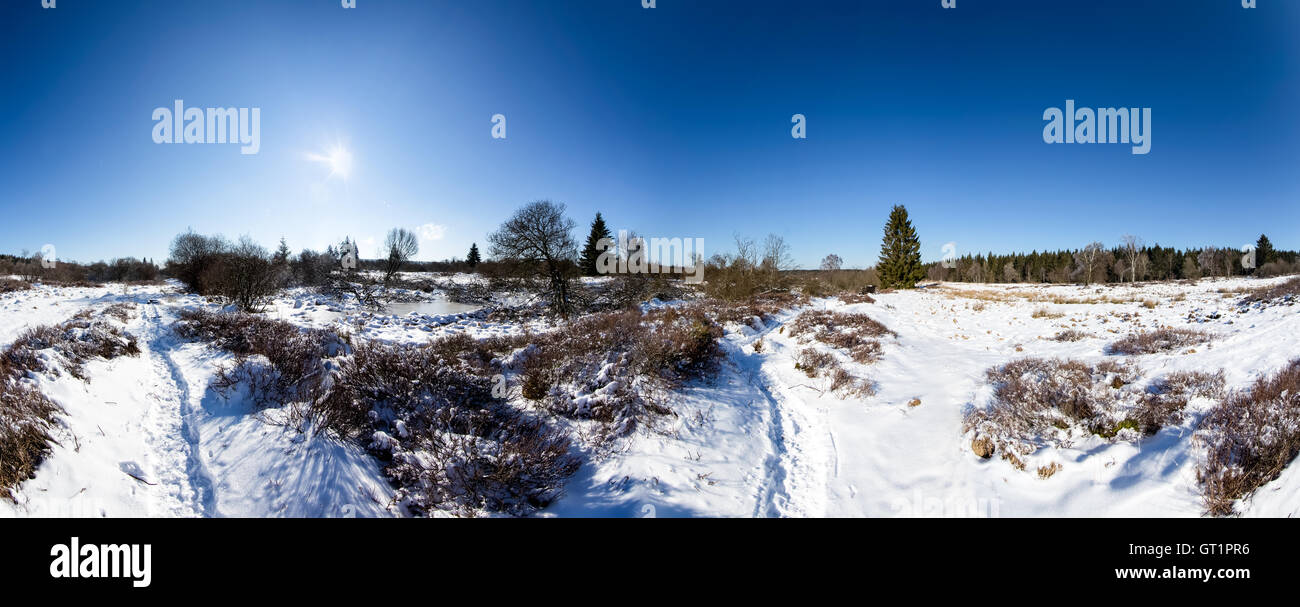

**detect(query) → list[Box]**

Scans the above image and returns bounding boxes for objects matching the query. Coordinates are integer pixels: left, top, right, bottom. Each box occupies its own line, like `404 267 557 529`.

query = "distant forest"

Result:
924 235 1298 284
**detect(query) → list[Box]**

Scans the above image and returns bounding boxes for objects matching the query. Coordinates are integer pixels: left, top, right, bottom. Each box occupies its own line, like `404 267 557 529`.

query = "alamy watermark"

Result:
595 230 706 284
50 537 151 588
890 489 1000 518
1043 100 1151 155
40 243 57 269
152 100 261 154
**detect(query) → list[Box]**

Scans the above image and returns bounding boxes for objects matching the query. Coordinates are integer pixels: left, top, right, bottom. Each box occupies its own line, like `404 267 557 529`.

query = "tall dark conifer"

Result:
579 212 612 276
466 242 482 270
1255 234 1275 269
877 205 925 289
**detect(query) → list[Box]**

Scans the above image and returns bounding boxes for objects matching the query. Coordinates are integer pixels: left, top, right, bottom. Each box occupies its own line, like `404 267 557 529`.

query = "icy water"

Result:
383 300 482 316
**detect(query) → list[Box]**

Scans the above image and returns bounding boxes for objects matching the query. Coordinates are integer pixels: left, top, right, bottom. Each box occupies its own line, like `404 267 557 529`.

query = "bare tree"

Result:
383 228 419 285
219 236 279 312
820 254 843 272
1120 235 1143 283
1002 261 1018 283
1198 247 1224 278
488 200 578 317
1074 242 1106 285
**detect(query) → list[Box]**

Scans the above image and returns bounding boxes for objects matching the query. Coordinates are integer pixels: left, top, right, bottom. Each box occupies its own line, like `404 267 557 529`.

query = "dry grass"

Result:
1106 328 1211 355
1037 462 1062 479
940 286 1136 306
1032 307 1064 319
1197 360 1300 516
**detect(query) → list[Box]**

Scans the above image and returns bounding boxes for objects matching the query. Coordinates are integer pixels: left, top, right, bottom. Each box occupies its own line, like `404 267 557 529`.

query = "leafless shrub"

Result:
0 278 32 293
515 307 723 442
963 358 1139 458
176 310 346 408
795 348 835 378
694 293 805 327
1197 360 1300 516
1240 276 1300 306
788 309 893 364
6 315 140 380
1052 329 1091 342
1107 328 1211 355
1134 370 1225 435
1 307 140 498
836 292 876 305
177 310 576 516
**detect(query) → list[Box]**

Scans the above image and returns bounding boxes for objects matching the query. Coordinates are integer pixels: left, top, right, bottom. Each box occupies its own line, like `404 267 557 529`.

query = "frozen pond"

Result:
382 300 482 316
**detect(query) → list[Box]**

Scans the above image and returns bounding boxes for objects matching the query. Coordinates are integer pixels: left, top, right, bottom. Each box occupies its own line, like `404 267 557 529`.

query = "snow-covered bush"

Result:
177 310 578 516
0 278 31 293
787 309 893 364
964 358 1222 466
1197 360 1300 516
175 309 344 407
1 307 140 497
5 309 140 380
516 307 723 441
318 336 578 516
1106 328 1211 355
1051 329 1091 342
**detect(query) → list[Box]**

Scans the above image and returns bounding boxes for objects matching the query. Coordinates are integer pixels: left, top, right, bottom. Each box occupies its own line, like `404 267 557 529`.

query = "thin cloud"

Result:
416 223 447 241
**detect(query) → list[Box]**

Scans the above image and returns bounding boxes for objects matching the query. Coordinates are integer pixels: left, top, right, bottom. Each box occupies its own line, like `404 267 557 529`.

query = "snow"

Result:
3 274 1299 517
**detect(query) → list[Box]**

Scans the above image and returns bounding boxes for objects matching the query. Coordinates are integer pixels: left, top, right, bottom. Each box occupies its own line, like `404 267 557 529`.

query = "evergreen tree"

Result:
1256 234 1275 269
578 212 613 276
274 237 291 265
466 242 482 270
877 205 925 289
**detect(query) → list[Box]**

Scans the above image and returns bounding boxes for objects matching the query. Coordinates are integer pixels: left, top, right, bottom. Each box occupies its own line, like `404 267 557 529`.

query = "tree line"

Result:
924 234 1298 285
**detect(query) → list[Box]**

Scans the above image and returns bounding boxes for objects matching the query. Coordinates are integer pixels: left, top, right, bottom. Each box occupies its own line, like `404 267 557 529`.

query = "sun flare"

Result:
308 143 353 179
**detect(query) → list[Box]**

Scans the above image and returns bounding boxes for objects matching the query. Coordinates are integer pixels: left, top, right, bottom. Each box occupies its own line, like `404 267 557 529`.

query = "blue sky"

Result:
1 0 1296 268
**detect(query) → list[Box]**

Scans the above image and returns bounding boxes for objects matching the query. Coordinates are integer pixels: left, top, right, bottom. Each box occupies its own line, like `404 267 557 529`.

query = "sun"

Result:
309 143 353 180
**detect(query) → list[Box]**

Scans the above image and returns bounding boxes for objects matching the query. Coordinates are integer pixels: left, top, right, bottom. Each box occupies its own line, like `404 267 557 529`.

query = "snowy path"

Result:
138 304 214 517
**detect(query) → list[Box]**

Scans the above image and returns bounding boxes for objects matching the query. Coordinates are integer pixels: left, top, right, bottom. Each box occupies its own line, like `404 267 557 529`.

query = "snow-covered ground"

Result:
3 275 1297 517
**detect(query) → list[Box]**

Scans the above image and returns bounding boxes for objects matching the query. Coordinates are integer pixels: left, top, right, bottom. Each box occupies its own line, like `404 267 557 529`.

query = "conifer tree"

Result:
877 205 925 289
579 212 613 276
466 242 482 270
1255 234 1275 269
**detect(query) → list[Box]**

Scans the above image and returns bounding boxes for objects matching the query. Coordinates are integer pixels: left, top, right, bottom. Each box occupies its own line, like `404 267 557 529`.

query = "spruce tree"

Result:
466 242 482 270
877 205 925 289
1256 234 1275 269
579 212 613 276
274 237 291 265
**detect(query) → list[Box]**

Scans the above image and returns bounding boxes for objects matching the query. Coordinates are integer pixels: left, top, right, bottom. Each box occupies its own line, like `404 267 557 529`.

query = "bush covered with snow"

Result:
1106 328 1211 355
1 306 140 497
788 309 893 365
516 307 724 441
1197 360 1300 516
964 359 1222 467
176 309 579 516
